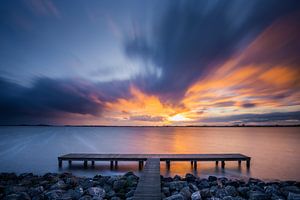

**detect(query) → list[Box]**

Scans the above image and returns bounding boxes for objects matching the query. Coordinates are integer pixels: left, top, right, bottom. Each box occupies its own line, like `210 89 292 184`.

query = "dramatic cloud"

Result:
0 0 300 125
125 0 300 99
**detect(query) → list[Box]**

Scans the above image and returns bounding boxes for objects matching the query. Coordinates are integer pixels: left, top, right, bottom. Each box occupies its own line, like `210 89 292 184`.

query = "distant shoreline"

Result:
0 124 300 127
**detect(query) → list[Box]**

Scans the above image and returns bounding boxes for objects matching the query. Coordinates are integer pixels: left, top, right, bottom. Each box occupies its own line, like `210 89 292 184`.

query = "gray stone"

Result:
180 186 191 200
29 186 44 196
225 185 238 197
208 176 217 182
125 190 135 198
200 188 211 198
237 187 249 197
87 187 105 198
191 191 202 200
163 187 171 196
50 180 68 190
113 179 127 191
189 183 199 192
79 195 92 200
249 191 269 200
288 192 300 200
111 197 121 200
186 173 196 182
169 181 188 191
198 180 210 189
165 193 185 200
44 189 64 200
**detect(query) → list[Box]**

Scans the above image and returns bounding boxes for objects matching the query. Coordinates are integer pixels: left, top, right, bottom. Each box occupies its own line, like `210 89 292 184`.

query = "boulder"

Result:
165 193 185 200
186 174 196 182
44 189 64 200
163 187 171 196
189 183 199 193
50 180 68 190
87 187 105 198
288 192 300 200
208 176 218 182
225 185 238 197
191 191 202 200
169 181 188 191
249 191 269 200
180 186 191 200
113 179 127 191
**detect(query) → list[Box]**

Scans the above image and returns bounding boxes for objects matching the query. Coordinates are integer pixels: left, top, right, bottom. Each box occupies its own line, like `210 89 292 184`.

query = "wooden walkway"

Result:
58 153 251 169
133 158 161 200
58 153 251 200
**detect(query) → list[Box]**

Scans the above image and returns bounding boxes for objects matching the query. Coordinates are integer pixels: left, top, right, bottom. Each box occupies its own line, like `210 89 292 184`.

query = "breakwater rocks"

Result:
1 172 300 200
0 172 138 200
162 174 300 200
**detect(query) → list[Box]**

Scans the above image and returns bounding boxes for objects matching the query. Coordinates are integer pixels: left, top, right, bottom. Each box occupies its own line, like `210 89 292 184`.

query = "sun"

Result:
168 114 191 122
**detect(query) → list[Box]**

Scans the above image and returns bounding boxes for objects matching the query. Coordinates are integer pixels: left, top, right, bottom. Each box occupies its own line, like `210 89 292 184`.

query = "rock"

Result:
208 176 217 182
111 197 121 200
44 189 64 200
282 186 300 197
163 187 171 196
186 174 196 182
198 180 210 189
189 183 199 192
174 175 182 181
169 181 188 191
3 193 21 200
125 190 135 198
50 180 68 190
107 177 118 185
113 179 127 191
29 186 44 196
288 192 300 200
5 186 27 195
200 188 211 198
79 195 92 200
215 188 228 198
191 191 202 200
249 191 269 200
79 178 94 190
180 186 191 200
225 185 238 197
87 187 105 198
106 189 116 198
237 187 249 198
165 193 185 200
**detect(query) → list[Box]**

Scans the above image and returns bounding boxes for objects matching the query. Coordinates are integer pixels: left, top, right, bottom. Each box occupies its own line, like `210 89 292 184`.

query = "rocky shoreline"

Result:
1 172 300 200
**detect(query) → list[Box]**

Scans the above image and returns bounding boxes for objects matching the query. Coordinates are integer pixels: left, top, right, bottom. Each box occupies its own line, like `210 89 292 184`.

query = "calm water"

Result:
0 126 299 181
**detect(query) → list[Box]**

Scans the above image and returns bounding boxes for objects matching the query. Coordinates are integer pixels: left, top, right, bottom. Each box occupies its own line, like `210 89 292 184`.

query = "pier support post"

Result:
190 161 193 166
238 160 241 166
68 160 72 166
246 159 250 168
193 161 197 170
221 161 225 169
216 161 219 166
115 161 118 169
84 160 88 168
138 161 143 170
110 161 114 169
91 160 95 167
58 159 62 168
166 160 170 170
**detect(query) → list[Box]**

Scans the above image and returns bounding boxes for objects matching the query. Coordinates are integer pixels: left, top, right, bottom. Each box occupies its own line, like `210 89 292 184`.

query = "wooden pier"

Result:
133 158 161 200
58 153 250 199
58 153 251 169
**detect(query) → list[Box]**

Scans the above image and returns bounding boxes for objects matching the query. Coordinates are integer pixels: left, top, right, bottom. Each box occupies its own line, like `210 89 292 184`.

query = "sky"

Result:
0 0 300 126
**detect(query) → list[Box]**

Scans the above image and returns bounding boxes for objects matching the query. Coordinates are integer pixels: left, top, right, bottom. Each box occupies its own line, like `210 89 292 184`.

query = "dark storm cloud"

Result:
0 77 130 124
241 102 256 108
201 111 300 124
125 0 300 99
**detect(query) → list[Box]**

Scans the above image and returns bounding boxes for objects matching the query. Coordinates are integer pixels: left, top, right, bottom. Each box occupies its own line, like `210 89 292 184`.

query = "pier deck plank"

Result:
133 158 161 200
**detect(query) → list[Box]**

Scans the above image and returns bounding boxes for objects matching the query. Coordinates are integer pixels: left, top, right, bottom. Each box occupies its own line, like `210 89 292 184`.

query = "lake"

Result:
0 126 299 181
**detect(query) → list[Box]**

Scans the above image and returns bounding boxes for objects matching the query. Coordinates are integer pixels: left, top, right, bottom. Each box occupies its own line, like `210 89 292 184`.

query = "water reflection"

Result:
0 127 299 180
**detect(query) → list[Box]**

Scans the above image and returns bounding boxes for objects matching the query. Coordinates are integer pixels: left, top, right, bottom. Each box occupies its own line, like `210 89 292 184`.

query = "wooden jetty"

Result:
133 158 161 200
58 153 251 199
58 153 251 169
